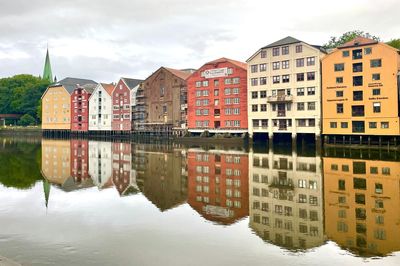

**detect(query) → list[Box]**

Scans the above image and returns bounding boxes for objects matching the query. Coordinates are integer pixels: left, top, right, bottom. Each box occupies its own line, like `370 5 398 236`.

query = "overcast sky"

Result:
0 0 399 82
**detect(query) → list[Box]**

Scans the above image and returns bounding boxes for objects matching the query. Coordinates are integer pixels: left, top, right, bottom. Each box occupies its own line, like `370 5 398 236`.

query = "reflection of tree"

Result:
0 140 43 189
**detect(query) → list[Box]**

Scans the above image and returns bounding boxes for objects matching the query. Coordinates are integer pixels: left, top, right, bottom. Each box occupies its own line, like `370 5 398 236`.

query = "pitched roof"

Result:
262 36 301 49
81 83 97 94
50 77 97 94
101 83 115 96
164 67 193 80
206 57 247 70
121 77 143 90
338 36 379 49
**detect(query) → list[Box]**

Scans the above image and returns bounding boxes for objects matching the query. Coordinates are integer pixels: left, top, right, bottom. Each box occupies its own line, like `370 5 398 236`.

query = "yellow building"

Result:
322 37 400 137
323 157 400 256
41 139 71 185
41 77 96 130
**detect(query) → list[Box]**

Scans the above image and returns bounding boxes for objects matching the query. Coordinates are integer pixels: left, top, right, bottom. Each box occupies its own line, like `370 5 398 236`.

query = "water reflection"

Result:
1 137 400 264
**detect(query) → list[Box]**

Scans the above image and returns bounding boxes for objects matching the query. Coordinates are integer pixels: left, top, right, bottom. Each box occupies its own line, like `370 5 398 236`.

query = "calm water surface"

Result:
0 137 400 266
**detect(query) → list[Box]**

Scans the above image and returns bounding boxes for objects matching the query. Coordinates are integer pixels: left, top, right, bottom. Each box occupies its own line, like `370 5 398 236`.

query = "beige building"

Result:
248 149 324 250
247 37 326 140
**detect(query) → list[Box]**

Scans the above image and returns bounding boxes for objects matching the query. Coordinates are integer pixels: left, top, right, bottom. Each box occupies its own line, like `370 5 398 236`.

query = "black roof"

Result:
121 78 143 90
50 77 97 94
262 36 301 49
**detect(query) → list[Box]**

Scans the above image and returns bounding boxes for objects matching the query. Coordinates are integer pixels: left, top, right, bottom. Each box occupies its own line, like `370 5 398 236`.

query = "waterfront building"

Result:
70 139 90 182
323 156 400 256
187 149 249 225
248 149 324 249
136 67 192 134
71 84 97 132
247 37 326 141
187 58 248 135
112 78 143 131
88 140 113 190
88 83 115 132
322 37 400 140
41 77 97 131
112 142 137 195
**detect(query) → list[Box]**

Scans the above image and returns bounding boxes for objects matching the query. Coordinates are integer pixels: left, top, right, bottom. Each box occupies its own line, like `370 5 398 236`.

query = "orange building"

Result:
322 37 400 139
187 149 249 225
323 157 400 256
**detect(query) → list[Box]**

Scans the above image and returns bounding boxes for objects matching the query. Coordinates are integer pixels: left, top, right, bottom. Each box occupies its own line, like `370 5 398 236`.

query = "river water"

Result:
0 136 399 266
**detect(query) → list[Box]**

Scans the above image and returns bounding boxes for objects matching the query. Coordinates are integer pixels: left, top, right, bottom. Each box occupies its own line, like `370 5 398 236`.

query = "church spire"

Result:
43 46 54 83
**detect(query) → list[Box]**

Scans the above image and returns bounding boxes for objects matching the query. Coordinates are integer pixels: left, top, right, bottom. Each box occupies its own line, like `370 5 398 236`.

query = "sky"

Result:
0 0 399 83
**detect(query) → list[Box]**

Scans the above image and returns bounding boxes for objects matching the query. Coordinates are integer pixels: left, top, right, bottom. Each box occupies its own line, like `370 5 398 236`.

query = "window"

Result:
372 88 380 95
251 64 258 73
251 78 258 86
202 90 209 96
202 80 209 87
232 78 240 84
225 78 232 85
342 51 349 57
272 61 280 70
251 91 258 99
260 77 267 85
259 63 267 71
341 122 348 128
352 121 365 133
330 122 337 128
196 100 201 106
307 72 315 80
296 45 302 53
252 104 258 112
260 104 267 111
353 62 363 72
282 75 290 83
352 105 364 116
353 91 363 101
296 59 305 69
336 77 343 84
195 81 201 87
354 178 366 190
195 109 201 116
306 57 315 66
336 91 343 97
196 90 202 97
352 49 363 59
297 102 305 111
214 80 219 87
273 76 280 84
282 60 289 69
371 59 382 67
260 91 267 98
272 47 280 56
370 166 378 174
297 73 304 81
297 88 305 96
382 167 390 175
252 119 259 127
381 122 389 129
260 50 267 58
307 87 315 95
282 46 289 55
337 103 343 113
373 102 381 113
232 88 239 94
334 63 344 71
353 76 363 86
372 73 380 81
307 102 315 110
355 194 365 204
338 180 345 190
365 47 372 54
368 122 376 130
375 183 383 194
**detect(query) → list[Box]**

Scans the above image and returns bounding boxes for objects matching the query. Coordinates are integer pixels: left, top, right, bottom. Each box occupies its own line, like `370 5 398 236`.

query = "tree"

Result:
387 39 400 49
323 30 380 49
18 114 36 126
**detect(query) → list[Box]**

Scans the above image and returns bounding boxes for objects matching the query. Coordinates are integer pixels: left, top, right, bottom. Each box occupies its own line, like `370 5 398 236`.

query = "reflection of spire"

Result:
43 179 50 208
42 46 53 82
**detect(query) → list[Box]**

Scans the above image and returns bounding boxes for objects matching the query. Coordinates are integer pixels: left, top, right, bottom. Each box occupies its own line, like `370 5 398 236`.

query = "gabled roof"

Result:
49 77 97 94
262 36 301 49
338 36 379 49
205 57 247 70
101 83 115 96
121 77 143 90
164 67 193 80
80 83 97 94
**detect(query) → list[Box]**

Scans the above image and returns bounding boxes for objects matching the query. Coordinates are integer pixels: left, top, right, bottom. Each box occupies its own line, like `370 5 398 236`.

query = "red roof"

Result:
101 83 115 96
205 57 247 70
164 67 192 80
338 36 378 49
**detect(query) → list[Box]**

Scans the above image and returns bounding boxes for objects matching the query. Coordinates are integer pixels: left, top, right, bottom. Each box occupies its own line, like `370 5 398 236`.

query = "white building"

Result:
247 37 326 139
88 83 115 131
88 140 113 189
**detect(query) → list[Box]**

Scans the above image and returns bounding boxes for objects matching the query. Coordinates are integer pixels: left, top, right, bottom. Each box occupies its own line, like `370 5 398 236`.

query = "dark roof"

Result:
81 83 97 94
50 77 97 94
121 78 143 90
262 36 301 49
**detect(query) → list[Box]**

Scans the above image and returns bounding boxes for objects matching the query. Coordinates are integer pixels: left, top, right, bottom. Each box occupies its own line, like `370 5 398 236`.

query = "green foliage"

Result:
0 74 50 123
386 39 400 49
18 114 36 126
323 30 380 49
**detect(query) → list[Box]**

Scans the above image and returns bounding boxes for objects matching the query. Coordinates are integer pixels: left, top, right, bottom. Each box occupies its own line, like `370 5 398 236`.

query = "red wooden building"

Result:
112 78 142 131
187 58 248 135
112 142 136 196
71 84 97 132
70 139 90 183
187 149 249 225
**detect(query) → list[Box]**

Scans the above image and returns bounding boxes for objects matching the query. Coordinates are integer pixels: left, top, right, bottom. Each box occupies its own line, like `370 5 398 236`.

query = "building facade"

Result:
137 67 192 133
322 37 400 137
112 78 143 131
88 83 115 131
187 58 248 134
88 140 113 190
70 139 90 182
247 37 326 140
71 84 96 132
41 77 96 131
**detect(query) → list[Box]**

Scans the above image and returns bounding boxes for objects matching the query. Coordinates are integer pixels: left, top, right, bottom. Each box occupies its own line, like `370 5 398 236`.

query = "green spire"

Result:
43 47 53 82
43 179 51 208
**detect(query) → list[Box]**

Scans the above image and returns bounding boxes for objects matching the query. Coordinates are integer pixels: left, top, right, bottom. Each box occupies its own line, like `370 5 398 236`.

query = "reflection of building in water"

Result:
112 142 138 196
249 150 324 250
41 139 93 191
323 157 400 256
135 145 188 211
70 139 90 182
88 141 113 189
187 149 249 225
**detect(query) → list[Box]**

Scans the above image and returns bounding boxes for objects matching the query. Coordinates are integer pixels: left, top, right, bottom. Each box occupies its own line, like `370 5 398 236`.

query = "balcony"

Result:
267 95 293 103
136 91 145 98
